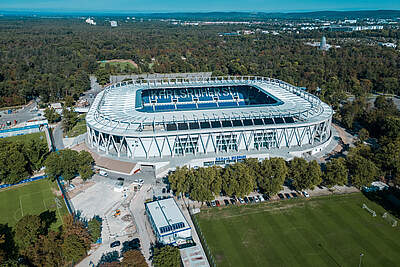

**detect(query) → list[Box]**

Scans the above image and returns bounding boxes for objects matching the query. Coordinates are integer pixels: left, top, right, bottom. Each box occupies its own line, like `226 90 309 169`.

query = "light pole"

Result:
359 253 364 267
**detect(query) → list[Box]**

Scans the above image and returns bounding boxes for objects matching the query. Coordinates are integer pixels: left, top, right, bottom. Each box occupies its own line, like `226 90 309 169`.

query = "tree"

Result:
61 215 91 263
347 155 379 188
64 95 75 107
43 107 61 123
222 162 255 197
25 231 64 267
62 107 78 133
257 158 288 195
121 250 147 267
324 158 348 187
62 234 89 263
44 149 94 182
190 166 222 203
168 166 193 196
88 217 102 242
289 158 322 191
289 157 308 191
152 246 180 267
357 128 369 143
15 215 45 254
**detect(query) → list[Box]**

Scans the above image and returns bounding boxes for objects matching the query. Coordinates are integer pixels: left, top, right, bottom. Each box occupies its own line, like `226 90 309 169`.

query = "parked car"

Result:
238 198 245 204
244 197 249 203
263 194 270 201
230 198 236 204
284 193 291 199
215 200 221 207
254 196 260 203
206 201 211 207
224 199 230 205
162 188 166 194
110 240 121 248
248 196 255 203
302 191 310 198
99 170 108 176
291 192 298 198
258 195 265 202
278 193 284 200
211 200 216 207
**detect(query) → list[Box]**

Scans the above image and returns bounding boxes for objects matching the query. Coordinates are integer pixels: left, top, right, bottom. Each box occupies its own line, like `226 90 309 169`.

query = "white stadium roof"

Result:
86 76 332 136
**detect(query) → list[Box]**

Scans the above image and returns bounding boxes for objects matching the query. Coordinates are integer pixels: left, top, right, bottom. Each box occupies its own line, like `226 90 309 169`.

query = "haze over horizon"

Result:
0 0 399 13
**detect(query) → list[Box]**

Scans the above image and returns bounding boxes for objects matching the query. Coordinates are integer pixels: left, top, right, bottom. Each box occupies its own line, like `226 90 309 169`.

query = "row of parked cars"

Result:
207 191 310 207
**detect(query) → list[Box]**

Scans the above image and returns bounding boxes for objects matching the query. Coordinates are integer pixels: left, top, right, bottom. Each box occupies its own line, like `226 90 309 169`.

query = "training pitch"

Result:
0 179 68 228
195 193 400 267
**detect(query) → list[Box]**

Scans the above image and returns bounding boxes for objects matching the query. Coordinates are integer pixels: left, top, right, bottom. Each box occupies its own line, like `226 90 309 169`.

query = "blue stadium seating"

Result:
198 96 214 101
155 105 175 111
143 106 154 112
157 97 172 103
176 104 197 110
218 102 237 107
198 102 218 109
178 96 193 102
218 95 234 100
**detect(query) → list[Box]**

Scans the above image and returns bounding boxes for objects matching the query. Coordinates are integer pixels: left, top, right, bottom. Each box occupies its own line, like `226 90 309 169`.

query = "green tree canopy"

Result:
324 158 348 187
152 246 180 267
257 157 288 195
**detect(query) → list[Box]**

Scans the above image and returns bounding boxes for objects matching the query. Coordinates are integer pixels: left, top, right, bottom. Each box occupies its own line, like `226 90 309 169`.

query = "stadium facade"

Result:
86 76 333 168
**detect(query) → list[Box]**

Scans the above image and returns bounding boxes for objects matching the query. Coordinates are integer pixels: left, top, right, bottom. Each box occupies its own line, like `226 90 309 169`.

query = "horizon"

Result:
0 0 399 14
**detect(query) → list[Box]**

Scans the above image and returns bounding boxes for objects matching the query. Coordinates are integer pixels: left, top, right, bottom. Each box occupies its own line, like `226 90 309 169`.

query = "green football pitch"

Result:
195 193 400 267
0 179 68 229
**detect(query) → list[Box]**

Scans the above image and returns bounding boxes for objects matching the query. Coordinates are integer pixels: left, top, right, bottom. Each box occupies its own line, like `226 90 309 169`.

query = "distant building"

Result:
145 198 192 245
344 19 357 24
85 18 96 25
319 36 331 51
379 42 397 48
110 21 118 27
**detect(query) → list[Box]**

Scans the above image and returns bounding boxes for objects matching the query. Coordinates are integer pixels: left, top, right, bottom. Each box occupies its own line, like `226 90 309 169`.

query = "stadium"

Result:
86 76 333 168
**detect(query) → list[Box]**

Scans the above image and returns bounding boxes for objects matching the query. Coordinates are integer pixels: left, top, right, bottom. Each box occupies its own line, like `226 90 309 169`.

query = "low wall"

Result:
63 133 87 148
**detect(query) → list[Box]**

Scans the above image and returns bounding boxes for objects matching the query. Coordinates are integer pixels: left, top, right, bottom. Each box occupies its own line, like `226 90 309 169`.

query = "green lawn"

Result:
65 114 86 138
195 193 400 267
0 179 69 229
4 131 46 143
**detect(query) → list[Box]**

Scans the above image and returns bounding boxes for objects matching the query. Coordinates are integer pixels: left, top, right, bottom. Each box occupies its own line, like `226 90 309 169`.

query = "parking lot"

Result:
197 184 360 210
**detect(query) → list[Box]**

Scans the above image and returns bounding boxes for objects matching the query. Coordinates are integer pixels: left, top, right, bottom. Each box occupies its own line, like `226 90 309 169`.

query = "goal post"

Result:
382 212 398 227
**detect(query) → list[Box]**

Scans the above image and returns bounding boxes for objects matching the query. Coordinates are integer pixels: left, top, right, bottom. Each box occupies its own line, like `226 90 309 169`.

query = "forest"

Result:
0 17 399 109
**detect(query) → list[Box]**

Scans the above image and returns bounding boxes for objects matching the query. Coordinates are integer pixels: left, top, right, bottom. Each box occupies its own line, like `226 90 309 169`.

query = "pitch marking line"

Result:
19 196 23 217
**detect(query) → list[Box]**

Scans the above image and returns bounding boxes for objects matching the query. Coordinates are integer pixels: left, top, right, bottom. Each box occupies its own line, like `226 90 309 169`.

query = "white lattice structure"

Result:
86 76 333 165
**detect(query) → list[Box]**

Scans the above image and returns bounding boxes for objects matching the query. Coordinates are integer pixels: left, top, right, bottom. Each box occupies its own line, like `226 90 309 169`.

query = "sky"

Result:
0 0 399 13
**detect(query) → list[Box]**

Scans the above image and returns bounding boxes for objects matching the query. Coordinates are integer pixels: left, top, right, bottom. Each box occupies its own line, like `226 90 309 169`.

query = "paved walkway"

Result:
129 184 155 266
178 198 210 267
72 143 137 174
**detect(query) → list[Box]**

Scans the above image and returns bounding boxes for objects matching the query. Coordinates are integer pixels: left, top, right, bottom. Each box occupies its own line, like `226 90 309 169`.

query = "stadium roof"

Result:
86 76 332 135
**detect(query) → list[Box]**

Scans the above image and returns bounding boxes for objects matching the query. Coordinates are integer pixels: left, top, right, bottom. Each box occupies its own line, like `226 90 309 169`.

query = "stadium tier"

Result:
86 76 333 166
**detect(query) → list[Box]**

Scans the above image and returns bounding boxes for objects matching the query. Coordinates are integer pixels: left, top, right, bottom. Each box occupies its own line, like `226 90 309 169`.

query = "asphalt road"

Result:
52 122 65 150
0 101 41 127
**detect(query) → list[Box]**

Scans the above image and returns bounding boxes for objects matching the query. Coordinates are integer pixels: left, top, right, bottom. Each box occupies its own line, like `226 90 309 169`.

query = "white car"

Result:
302 191 310 198
99 170 108 176
258 195 265 202
211 200 216 207
139 179 144 184
238 198 245 204
254 196 260 203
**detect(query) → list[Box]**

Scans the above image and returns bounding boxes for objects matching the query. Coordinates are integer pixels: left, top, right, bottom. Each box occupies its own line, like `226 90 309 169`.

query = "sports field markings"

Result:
19 196 23 217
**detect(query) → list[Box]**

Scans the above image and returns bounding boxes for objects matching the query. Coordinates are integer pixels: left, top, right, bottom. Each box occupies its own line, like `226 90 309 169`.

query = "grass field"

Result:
195 193 400 267
0 179 69 229
4 131 46 143
65 114 86 138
